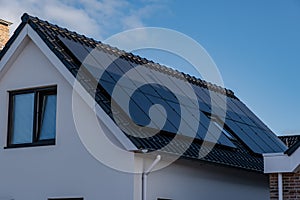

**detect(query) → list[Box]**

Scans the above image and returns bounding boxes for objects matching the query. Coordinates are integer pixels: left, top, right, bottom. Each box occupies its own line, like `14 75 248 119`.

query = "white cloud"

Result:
0 0 168 40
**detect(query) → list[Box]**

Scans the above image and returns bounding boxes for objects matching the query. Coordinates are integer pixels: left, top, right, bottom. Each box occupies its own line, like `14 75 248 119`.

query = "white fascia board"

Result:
0 24 137 151
264 148 300 173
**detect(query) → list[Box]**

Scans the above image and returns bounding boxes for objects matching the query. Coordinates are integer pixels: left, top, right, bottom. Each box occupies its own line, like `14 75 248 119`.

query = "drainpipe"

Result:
278 173 283 200
142 155 161 200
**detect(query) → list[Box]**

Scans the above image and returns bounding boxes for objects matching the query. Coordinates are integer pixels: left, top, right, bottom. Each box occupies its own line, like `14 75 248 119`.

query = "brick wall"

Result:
270 173 278 199
0 22 10 49
269 172 300 200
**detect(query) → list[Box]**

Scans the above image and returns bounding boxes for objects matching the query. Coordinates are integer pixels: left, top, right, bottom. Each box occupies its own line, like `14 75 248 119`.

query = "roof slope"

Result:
0 13 287 172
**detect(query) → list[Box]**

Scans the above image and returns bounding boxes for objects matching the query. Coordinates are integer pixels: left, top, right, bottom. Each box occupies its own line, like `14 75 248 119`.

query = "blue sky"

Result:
1 0 300 135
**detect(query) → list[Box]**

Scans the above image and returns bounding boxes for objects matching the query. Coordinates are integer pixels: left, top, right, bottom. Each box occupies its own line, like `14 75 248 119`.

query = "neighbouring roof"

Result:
0 13 288 172
279 135 300 156
279 135 300 148
0 19 12 26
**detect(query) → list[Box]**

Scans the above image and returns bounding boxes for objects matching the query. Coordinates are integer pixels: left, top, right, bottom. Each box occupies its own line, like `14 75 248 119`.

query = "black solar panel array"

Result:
58 35 287 154
59 36 237 149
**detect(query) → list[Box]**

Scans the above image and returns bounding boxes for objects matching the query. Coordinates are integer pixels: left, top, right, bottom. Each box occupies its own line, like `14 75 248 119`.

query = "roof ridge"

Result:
22 13 237 99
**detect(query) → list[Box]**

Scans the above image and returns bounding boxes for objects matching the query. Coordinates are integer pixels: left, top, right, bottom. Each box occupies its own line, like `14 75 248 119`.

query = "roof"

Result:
279 135 300 156
0 13 288 172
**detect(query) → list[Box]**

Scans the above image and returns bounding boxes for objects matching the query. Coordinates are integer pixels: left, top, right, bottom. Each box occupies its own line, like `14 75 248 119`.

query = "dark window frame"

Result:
6 85 57 148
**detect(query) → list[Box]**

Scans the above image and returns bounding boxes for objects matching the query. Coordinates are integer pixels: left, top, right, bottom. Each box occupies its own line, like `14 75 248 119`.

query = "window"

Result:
7 86 57 148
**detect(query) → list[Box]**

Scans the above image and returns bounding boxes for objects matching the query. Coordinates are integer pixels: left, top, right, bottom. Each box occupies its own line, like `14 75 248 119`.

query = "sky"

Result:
0 0 300 136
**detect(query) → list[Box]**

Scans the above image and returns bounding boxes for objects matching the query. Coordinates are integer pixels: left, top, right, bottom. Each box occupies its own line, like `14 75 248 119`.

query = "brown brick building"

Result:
264 135 300 200
0 19 12 50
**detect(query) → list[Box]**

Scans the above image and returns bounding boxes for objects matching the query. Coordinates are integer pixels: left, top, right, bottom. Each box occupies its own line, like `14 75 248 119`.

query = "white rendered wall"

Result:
134 156 270 200
0 38 134 200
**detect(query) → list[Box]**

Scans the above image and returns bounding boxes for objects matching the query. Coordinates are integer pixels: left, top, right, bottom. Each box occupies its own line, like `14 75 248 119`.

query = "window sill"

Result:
4 140 55 149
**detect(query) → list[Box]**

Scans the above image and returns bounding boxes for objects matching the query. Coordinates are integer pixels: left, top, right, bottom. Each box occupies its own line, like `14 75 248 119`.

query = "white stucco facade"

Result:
0 25 270 200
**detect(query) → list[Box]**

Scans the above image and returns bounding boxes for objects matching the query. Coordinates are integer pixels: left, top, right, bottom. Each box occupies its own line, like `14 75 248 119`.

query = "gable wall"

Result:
0 37 134 199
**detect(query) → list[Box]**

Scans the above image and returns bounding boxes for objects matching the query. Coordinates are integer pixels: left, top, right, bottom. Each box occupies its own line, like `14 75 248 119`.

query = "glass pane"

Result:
11 93 34 144
39 94 57 140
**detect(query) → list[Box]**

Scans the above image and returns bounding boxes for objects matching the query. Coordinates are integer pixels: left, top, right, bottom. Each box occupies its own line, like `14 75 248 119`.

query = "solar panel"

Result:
139 94 180 133
225 119 264 153
225 97 253 126
254 126 288 151
59 36 91 63
210 90 227 109
167 101 194 133
237 122 274 152
99 79 115 95
190 88 210 113
226 110 242 122
192 85 211 105
229 98 268 130
229 98 287 152
198 102 211 113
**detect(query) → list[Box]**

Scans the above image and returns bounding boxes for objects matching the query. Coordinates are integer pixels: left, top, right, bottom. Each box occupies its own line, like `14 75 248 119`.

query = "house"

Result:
264 135 300 200
0 13 287 200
